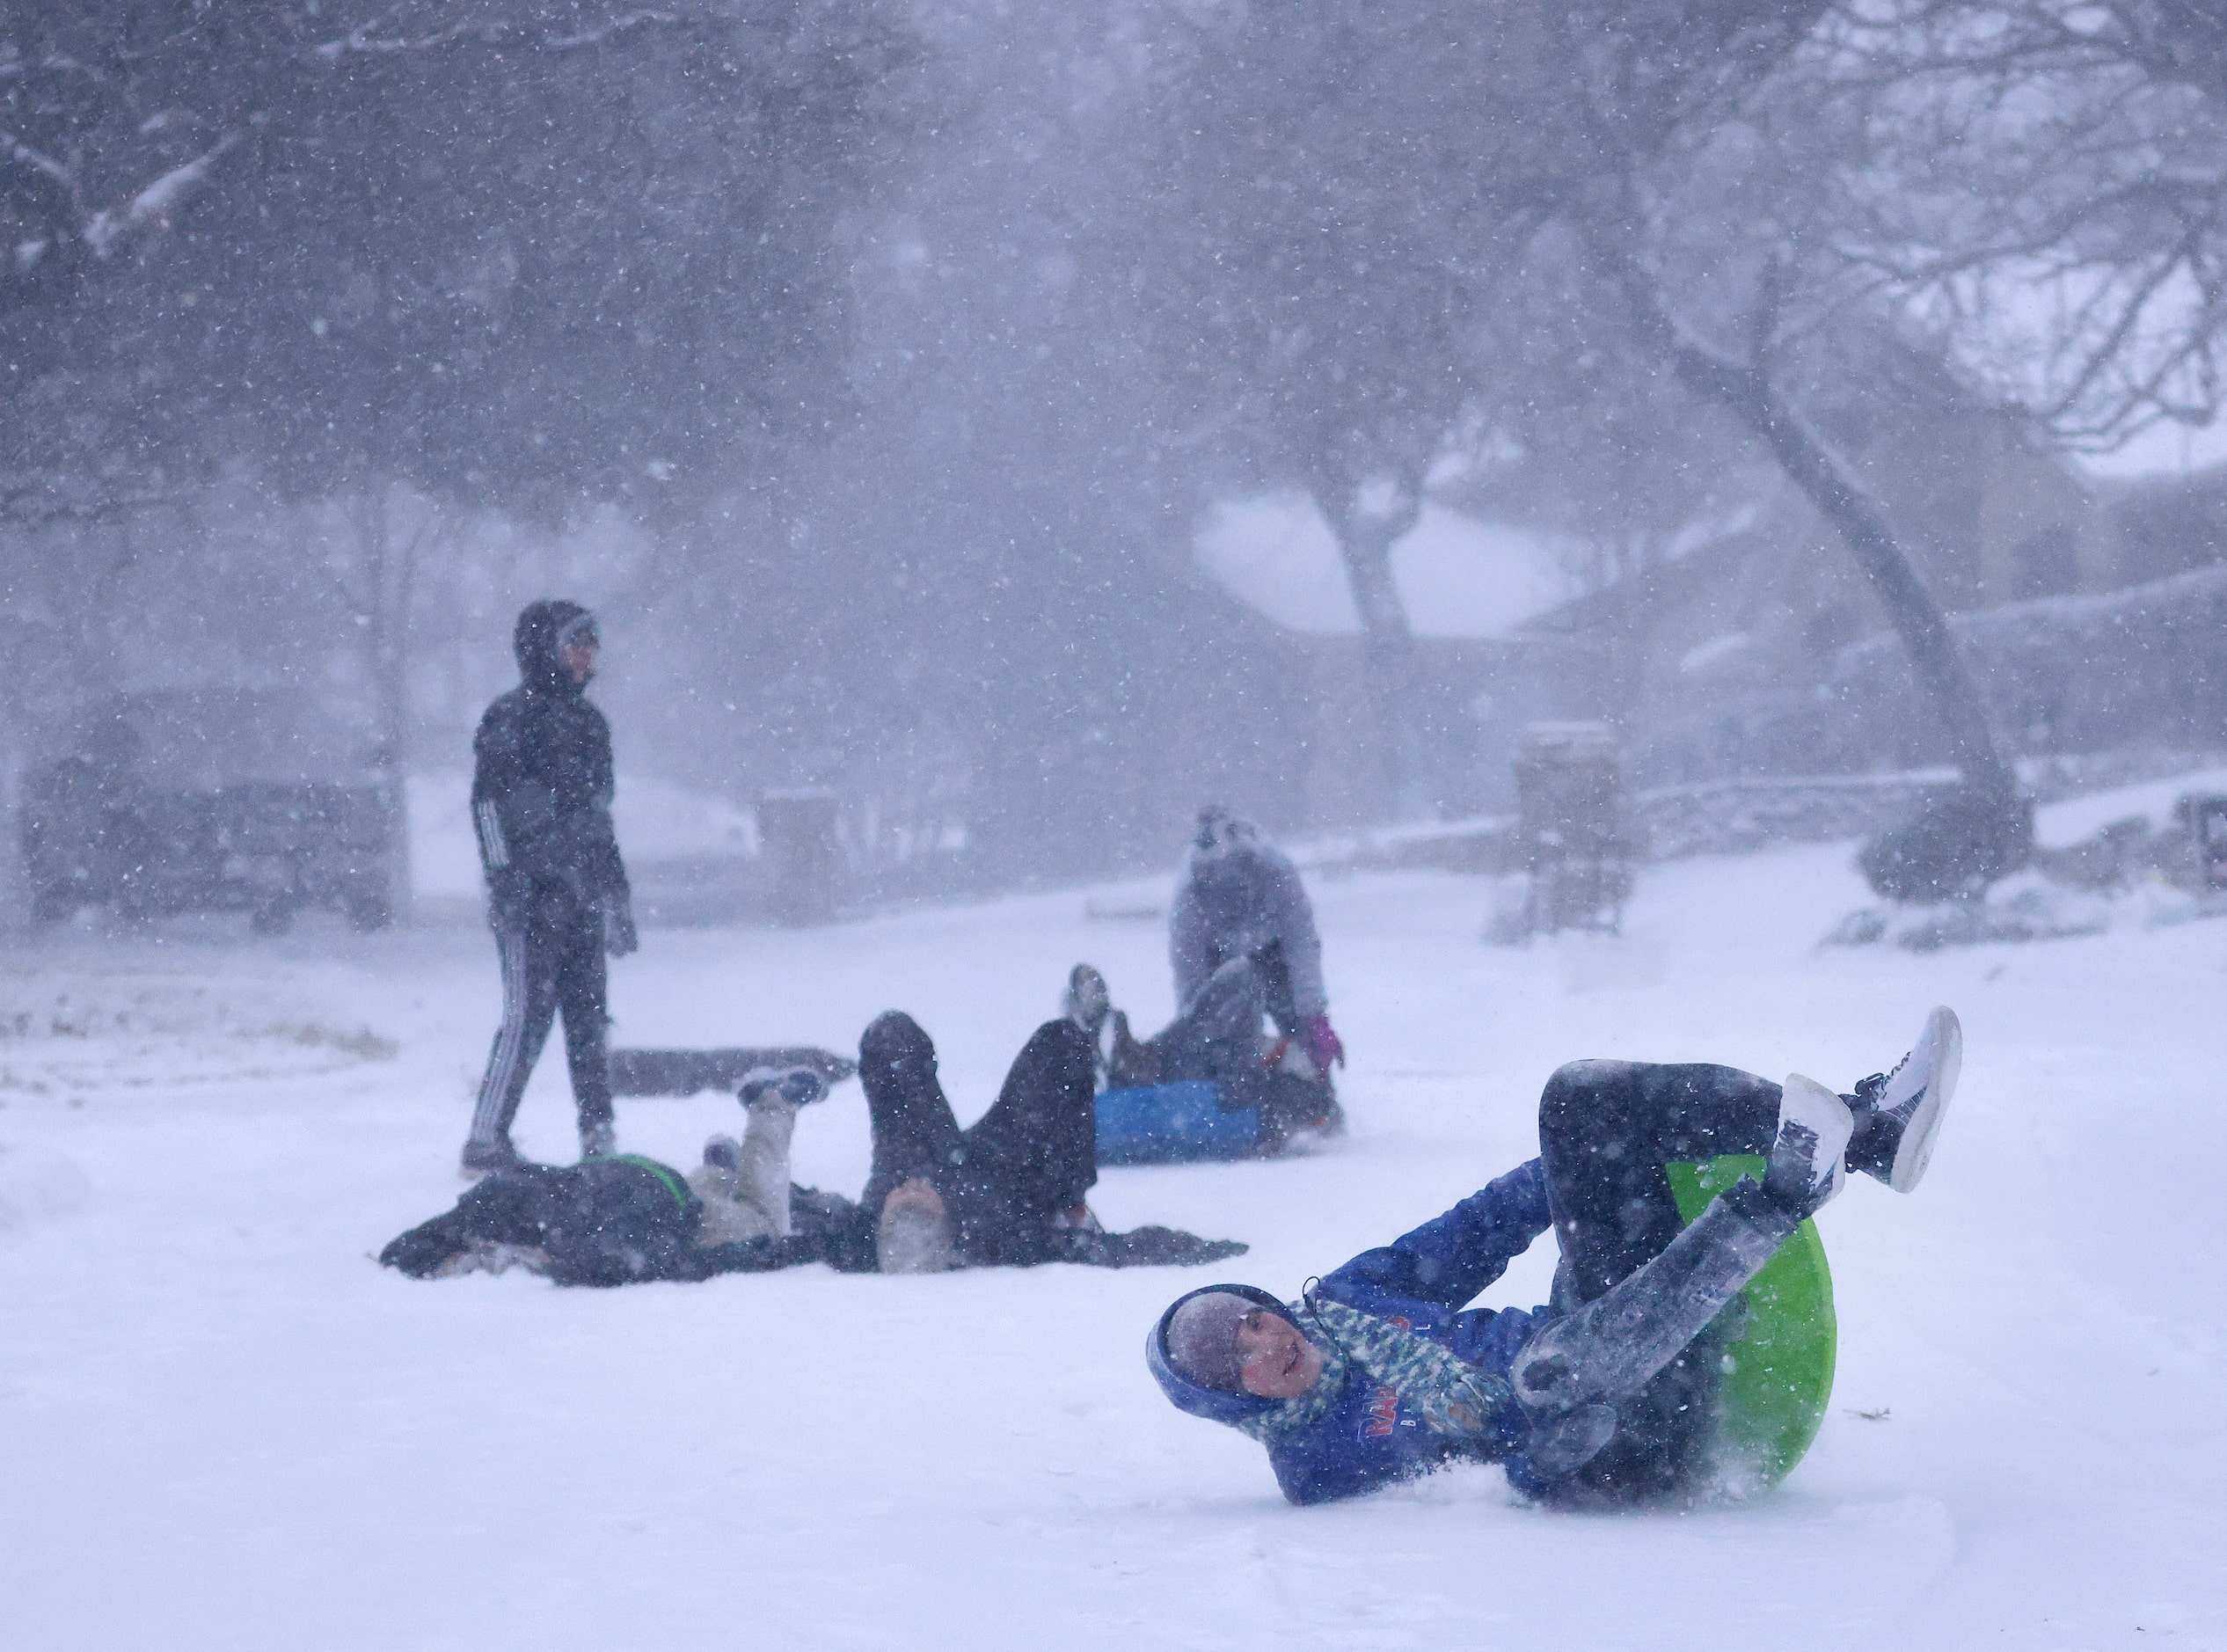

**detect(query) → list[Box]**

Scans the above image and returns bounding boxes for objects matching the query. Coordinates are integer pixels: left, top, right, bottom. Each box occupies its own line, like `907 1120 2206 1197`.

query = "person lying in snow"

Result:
845 1005 1244 1272
382 1067 842 1285
1148 1009 1962 1506
381 1003 1246 1285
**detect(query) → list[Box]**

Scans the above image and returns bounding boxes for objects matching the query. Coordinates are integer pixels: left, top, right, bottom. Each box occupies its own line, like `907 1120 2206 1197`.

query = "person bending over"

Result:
1168 808 1337 1071
1094 808 1345 1142
1148 1009 1961 1506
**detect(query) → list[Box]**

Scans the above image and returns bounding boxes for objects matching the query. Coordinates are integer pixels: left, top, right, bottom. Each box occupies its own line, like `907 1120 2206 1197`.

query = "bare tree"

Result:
1553 0 2227 883
1832 2 2227 456
1454 3 2033 839
3 0 919 904
1125 6 1557 815
3 1 915 524
1125 0 1842 816
329 489 469 925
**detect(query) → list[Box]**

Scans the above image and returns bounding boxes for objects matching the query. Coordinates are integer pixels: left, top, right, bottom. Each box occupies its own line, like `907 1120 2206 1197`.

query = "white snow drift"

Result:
1 773 2222 1650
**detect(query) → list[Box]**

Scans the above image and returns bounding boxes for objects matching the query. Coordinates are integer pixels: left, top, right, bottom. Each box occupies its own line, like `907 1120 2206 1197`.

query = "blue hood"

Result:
1148 1161 1562 1505
1147 1283 1303 1431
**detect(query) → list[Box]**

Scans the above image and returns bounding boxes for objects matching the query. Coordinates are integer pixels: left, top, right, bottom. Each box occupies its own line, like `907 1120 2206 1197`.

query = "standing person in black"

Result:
460 600 638 1176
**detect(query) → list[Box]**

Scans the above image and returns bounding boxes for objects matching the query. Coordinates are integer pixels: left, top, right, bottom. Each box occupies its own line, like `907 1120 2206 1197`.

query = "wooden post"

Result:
1515 722 1630 935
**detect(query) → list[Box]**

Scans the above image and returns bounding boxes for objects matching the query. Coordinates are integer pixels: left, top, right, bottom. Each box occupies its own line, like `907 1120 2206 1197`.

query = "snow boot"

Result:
876 1179 955 1275
459 1136 525 1180
705 1078 816 1240
1845 1005 1962 1193
1106 1009 1163 1087
1508 1080 1849 1419
738 1065 829 1107
1763 1072 1856 1219
1063 963 1112 1038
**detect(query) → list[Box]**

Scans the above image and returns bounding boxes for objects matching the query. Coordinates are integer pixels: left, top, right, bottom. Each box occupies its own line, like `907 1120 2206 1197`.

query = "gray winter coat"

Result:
1170 824 1327 1019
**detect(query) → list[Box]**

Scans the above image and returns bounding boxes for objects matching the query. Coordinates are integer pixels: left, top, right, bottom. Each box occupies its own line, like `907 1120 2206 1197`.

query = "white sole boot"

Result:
1769 1073 1856 1217
1851 1006 1963 1194
876 1180 955 1275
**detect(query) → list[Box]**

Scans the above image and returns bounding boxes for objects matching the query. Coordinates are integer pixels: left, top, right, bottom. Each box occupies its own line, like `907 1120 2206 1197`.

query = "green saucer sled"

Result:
1664 1154 1838 1485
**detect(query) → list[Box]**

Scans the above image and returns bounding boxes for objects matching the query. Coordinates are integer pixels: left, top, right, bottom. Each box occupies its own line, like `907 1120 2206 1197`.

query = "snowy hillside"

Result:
3 774 2223 1650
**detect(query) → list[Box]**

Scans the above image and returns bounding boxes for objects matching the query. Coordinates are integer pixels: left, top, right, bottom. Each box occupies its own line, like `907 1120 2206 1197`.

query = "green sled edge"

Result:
1664 1154 1837 1487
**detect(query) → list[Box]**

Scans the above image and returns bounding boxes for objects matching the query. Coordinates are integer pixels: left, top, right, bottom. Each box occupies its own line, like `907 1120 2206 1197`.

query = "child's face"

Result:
1237 1309 1325 1399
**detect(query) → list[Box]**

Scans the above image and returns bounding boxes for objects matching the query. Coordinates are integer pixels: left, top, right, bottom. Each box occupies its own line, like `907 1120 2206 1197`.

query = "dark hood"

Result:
1147 1283 1301 1432
514 599 594 696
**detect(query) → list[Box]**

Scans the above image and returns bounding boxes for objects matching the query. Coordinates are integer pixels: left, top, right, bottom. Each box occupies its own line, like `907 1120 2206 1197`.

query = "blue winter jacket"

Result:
1149 1159 1561 1504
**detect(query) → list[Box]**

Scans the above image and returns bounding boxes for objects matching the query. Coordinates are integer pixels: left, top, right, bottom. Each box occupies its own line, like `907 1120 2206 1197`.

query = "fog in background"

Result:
9 0 2227 912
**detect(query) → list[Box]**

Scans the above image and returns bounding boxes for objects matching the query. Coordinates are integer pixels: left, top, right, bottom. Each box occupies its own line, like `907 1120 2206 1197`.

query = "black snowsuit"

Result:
464 600 632 1156
855 1011 1102 1267
379 1155 820 1287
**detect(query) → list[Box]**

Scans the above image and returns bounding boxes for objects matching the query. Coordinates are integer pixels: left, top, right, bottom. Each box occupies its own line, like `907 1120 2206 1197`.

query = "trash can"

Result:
758 789 843 926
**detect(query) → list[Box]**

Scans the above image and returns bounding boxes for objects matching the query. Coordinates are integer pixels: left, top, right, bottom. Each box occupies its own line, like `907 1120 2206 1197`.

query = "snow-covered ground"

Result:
4 777 2224 1651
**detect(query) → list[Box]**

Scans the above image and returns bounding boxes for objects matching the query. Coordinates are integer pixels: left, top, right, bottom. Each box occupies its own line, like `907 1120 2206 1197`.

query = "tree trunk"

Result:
1313 464 1431 820
347 488 417 925
1603 252 2019 802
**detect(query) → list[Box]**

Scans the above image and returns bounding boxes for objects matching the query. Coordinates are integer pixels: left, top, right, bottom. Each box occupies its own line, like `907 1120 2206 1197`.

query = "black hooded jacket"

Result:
471 600 629 916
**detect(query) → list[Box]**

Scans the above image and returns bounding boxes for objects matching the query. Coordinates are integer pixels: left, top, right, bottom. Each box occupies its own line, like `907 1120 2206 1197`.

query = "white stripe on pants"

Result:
469 927 540 1145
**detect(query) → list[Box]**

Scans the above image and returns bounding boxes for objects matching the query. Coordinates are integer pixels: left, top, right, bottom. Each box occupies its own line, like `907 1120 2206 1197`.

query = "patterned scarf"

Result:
1304 1296 1515 1443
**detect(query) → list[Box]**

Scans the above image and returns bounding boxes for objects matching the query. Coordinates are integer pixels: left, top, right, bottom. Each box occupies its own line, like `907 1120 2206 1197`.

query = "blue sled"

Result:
1095 1081 1262 1166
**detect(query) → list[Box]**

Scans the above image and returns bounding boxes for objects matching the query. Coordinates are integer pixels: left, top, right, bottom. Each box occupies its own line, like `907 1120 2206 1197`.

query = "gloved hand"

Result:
486 871 535 935
601 889 639 957
1427 1363 1516 1438
1303 1011 1346 1073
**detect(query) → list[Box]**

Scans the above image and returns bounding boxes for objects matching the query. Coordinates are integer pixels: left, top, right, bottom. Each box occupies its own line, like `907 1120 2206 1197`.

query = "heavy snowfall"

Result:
8 3 2227 1649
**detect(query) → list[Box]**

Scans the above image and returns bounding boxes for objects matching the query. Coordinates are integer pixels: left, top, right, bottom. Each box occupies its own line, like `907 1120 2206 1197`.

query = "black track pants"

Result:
467 895 612 1148
1534 1060 1785 1503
